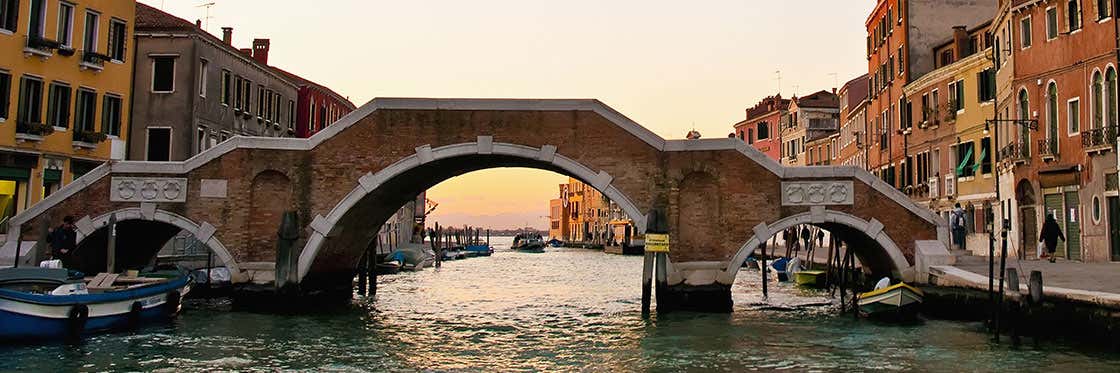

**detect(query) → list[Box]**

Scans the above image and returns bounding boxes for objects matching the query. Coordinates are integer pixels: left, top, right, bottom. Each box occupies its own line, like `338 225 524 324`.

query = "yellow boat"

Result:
857 283 924 318
793 270 827 288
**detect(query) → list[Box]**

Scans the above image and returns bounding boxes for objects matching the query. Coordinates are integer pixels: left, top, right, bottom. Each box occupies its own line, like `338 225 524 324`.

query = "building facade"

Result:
780 90 841 166
732 94 788 161
273 68 356 139
865 0 998 191
0 0 134 224
130 4 299 162
837 74 870 167
1000 0 1119 262
549 197 568 240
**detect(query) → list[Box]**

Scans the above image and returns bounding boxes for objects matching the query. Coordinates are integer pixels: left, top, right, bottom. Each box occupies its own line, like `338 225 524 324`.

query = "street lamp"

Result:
984 116 1038 342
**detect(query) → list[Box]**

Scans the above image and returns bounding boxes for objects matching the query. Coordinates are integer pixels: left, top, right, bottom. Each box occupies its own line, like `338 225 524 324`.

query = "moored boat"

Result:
857 282 924 319
464 242 493 256
512 233 545 253
0 267 191 341
794 270 827 288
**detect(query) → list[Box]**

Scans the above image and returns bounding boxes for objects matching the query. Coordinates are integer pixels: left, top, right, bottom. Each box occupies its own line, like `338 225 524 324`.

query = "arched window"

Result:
1107 67 1117 127
1093 71 1104 129
1018 89 1031 154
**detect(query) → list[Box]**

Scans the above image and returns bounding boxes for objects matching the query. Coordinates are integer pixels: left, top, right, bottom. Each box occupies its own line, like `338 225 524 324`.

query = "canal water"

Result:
5 237 1120 372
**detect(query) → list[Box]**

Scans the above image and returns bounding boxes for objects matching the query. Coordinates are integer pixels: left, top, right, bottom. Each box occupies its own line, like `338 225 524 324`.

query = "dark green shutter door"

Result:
1065 191 1081 261
1044 193 1066 258
43 169 61 183
0 167 30 181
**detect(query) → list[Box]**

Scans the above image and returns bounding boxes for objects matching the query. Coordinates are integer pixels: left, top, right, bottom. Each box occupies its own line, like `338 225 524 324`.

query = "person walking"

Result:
1039 213 1066 263
799 225 811 254
47 216 77 269
951 203 967 252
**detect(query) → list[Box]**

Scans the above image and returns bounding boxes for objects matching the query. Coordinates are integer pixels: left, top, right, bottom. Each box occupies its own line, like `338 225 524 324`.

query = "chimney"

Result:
952 26 968 61
252 38 271 65
221 27 233 45
239 48 252 56
195 20 202 28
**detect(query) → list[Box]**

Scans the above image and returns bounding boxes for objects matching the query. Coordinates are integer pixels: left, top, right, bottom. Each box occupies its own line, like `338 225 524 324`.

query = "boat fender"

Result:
165 290 181 314
127 301 143 328
67 304 89 338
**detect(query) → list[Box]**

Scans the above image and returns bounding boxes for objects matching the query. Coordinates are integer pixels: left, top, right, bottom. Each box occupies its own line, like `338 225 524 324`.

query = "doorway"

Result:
1110 197 1120 261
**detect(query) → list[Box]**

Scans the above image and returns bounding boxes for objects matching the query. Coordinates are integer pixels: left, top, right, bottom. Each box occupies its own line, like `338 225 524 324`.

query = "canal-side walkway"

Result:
933 255 1120 309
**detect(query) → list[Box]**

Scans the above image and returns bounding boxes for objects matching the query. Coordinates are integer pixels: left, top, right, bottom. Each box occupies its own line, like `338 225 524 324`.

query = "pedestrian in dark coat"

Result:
1039 214 1066 263
47 216 77 268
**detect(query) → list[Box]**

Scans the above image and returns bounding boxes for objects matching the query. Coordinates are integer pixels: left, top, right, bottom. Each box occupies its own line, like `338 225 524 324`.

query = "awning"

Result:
972 147 988 172
1039 165 1080 188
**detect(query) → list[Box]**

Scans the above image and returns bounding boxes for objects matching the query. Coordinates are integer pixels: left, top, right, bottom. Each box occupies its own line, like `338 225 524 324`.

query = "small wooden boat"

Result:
547 239 564 248
857 282 924 319
794 270 827 288
0 268 191 341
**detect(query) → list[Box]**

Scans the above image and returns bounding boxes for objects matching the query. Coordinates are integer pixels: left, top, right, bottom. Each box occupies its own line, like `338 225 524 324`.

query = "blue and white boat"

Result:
464 240 493 256
0 267 191 341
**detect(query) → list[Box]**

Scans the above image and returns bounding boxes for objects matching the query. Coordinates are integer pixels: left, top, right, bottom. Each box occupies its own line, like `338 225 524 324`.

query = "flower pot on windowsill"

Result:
57 47 75 57
16 121 55 141
73 130 107 148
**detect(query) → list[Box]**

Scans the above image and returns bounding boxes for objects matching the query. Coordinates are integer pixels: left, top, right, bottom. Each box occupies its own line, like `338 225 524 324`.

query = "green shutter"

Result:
43 169 61 183
1065 191 1081 261
0 167 30 181
1044 194 1066 258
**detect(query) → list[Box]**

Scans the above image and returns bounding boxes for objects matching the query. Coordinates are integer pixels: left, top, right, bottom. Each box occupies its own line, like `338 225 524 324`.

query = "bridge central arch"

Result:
296 139 648 288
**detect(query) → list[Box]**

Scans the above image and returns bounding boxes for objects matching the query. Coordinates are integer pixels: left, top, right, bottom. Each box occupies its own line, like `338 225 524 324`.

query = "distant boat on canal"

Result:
0 267 190 341
512 233 545 253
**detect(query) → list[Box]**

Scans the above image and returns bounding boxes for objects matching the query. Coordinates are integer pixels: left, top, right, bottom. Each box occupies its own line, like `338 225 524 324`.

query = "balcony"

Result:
24 35 61 58
80 51 110 71
1081 126 1117 154
998 141 1030 165
72 129 106 150
1038 138 1059 161
15 120 54 142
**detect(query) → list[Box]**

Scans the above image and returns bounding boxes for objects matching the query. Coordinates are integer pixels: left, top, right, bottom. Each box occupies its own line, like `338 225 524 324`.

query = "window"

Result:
220 70 231 105
242 79 251 112
1107 68 1117 126
197 126 207 153
233 76 243 109
107 19 126 61
101 95 121 136
1047 7 1060 39
146 128 171 161
287 99 295 129
1092 71 1104 129
1068 97 1081 134
151 56 175 93
956 141 976 178
940 50 953 67
265 89 273 121
981 137 992 174
921 93 930 122
46 82 70 128
82 10 98 52
757 122 769 140
256 85 265 118
954 79 965 111
1021 16 1032 48
73 89 96 133
199 59 208 98
1019 89 1032 153
308 100 315 131
318 104 326 129
274 94 282 123
978 69 996 102
28 0 44 38
17 76 43 126
898 45 905 76
1100 0 1113 19
1068 0 1082 32
0 71 9 120
1048 82 1060 140
932 89 940 121
57 2 73 47
0 0 18 33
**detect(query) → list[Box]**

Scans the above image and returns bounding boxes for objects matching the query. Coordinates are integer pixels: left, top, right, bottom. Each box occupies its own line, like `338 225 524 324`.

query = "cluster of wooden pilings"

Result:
756 226 865 314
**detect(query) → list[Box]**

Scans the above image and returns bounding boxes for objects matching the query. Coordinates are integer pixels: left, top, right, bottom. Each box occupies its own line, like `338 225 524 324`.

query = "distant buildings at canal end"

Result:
549 177 635 246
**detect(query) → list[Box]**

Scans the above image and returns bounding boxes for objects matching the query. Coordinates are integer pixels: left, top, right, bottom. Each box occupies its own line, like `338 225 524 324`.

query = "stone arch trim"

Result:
295 138 649 281
717 209 912 284
74 207 243 282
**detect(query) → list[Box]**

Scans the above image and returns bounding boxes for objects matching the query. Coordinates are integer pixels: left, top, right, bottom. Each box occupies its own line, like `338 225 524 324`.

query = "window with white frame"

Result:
1068 97 1081 135
1067 0 1082 32
1047 7 1059 39
151 56 175 93
1020 16 1032 48
220 70 230 105
199 59 208 98
0 0 18 33
83 10 98 53
28 0 45 38
108 18 126 61
101 94 121 136
1099 0 1112 20
57 2 73 47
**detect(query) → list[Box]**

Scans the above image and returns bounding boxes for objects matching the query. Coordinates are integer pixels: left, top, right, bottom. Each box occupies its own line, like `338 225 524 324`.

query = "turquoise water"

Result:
4 244 1120 372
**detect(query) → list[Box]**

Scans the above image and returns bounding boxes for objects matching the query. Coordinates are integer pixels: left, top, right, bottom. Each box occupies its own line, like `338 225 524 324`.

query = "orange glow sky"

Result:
142 1 871 229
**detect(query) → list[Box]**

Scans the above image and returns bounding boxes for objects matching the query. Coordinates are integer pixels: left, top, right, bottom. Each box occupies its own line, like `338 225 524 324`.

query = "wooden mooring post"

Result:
760 242 768 299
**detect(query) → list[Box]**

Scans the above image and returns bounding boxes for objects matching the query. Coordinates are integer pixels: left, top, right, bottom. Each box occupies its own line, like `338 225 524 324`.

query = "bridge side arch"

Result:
718 208 912 284
75 207 243 282
296 137 649 281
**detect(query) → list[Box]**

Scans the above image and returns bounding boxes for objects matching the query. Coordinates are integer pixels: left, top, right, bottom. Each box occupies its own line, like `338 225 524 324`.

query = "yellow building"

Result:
0 0 133 223
562 177 609 243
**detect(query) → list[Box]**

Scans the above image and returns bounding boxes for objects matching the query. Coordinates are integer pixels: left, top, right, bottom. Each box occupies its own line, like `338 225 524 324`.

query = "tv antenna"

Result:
775 70 782 94
197 2 216 31
828 72 838 91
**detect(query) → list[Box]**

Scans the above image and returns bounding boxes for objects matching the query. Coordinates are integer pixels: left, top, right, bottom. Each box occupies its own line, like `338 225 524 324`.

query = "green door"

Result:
1109 197 1120 261
1044 194 1066 258
1064 191 1081 261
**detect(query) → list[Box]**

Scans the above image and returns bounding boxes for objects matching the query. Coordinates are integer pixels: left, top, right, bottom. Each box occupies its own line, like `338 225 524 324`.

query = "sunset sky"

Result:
142 0 872 229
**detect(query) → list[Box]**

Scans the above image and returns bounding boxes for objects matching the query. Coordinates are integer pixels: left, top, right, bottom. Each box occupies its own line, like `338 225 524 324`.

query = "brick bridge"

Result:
3 98 948 309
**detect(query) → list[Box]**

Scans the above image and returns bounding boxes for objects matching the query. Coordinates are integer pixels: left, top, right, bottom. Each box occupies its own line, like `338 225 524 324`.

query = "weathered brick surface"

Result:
22 106 940 285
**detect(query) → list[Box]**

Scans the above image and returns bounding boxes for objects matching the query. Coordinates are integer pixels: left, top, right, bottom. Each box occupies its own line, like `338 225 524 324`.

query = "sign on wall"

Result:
645 233 670 253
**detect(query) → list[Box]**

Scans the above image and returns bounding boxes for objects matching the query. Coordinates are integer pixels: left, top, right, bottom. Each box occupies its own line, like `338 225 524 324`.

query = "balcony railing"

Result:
999 141 1030 163
25 35 61 53
1081 126 1118 152
1038 138 1059 159
80 50 110 70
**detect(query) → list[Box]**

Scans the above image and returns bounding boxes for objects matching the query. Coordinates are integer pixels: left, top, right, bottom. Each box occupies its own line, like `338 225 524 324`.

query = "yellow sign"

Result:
645 234 670 253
